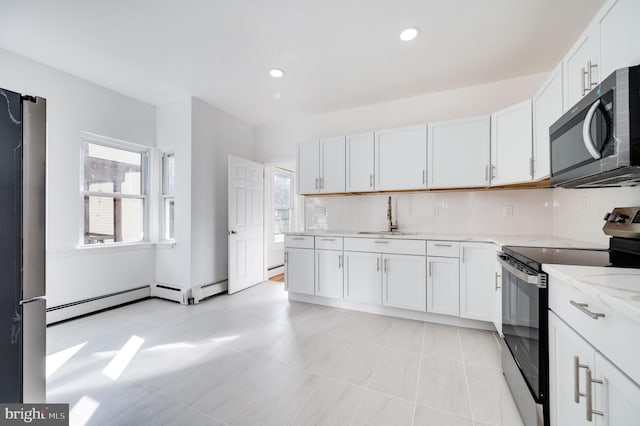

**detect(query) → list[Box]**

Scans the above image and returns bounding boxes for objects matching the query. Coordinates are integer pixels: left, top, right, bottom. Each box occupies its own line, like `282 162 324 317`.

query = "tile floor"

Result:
46 281 524 426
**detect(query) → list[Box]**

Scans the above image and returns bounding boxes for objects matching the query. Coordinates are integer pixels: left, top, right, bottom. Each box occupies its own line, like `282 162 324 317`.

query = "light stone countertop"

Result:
543 264 640 323
286 230 605 249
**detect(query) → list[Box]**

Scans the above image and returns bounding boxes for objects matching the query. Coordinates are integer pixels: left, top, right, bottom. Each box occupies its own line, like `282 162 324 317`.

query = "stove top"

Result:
503 246 613 270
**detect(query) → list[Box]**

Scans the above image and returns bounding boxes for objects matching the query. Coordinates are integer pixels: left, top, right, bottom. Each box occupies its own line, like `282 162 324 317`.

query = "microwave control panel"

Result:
603 207 640 238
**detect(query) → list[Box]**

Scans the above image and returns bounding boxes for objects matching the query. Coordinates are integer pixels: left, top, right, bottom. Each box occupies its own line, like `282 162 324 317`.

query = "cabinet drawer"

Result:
285 235 314 249
549 275 640 385
427 241 460 258
344 237 426 255
315 236 343 250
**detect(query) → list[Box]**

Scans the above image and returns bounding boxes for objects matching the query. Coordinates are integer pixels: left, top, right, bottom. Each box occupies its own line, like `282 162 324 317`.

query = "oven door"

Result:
498 254 548 404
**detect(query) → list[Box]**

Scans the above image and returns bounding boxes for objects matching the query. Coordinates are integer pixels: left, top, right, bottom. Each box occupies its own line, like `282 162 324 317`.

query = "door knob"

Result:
228 230 237 235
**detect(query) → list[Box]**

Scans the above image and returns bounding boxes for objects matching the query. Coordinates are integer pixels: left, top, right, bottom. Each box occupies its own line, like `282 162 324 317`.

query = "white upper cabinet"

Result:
319 136 346 193
563 0 640 109
297 140 320 194
532 64 564 181
490 99 533 186
375 125 427 191
594 0 640 80
428 116 490 188
345 132 375 192
563 26 597 109
296 137 345 194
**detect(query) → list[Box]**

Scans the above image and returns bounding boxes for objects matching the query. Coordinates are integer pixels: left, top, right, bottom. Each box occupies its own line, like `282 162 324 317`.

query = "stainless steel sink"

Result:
357 231 416 236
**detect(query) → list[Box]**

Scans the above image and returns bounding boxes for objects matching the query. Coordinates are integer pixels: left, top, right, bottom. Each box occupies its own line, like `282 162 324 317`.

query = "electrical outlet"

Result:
432 207 439 216
316 207 326 217
502 205 513 217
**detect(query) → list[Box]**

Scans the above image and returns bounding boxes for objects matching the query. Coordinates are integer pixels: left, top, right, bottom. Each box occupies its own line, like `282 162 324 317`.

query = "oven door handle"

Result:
496 254 546 288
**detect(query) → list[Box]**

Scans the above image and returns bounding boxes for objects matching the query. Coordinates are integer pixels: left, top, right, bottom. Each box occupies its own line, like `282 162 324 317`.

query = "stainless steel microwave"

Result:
550 65 640 188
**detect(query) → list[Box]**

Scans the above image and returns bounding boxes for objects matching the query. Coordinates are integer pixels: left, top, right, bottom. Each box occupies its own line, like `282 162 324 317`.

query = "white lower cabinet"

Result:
549 311 640 426
344 251 382 304
315 249 343 299
382 254 426 312
285 247 315 295
459 243 496 322
426 256 459 316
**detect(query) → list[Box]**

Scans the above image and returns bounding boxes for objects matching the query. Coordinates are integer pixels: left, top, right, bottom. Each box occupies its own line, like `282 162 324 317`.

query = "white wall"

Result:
155 98 192 288
255 72 548 164
190 97 255 287
0 48 157 307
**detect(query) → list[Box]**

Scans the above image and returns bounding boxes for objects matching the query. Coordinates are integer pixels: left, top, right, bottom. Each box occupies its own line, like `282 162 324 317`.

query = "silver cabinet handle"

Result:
529 157 535 178
422 169 426 184
587 60 598 90
384 258 388 273
491 165 496 180
314 178 319 189
374 240 389 244
485 165 489 182
574 356 588 403
319 177 324 189
376 257 380 272
338 254 343 268
434 243 452 247
428 261 432 278
581 66 588 96
585 369 604 421
284 251 288 263
292 237 305 240
570 300 605 320
321 238 335 241
369 174 373 187
494 272 501 291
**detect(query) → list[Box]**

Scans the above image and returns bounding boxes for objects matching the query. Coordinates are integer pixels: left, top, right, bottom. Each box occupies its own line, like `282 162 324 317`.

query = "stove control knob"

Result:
603 212 612 221
614 214 629 223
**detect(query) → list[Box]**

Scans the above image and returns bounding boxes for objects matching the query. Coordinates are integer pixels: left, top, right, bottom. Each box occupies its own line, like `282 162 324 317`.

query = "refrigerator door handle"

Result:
19 296 46 306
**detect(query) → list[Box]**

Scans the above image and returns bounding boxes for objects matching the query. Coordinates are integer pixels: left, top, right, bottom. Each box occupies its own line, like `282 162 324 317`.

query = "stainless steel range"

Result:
497 207 640 426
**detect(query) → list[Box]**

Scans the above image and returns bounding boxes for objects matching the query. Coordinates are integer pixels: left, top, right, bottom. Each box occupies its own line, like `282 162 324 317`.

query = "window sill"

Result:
156 241 177 249
76 242 155 251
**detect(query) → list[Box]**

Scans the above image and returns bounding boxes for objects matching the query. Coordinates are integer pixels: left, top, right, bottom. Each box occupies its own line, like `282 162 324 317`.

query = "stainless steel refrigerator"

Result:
0 88 46 403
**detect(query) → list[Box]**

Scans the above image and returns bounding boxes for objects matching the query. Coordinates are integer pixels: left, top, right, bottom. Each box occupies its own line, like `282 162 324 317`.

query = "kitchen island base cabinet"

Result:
382 254 426 312
285 248 315 296
344 251 382 305
549 311 640 426
426 256 459 316
315 250 344 299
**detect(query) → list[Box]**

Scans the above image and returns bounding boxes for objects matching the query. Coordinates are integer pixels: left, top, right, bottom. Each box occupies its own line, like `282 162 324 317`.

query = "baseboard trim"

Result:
288 292 496 331
192 279 228 303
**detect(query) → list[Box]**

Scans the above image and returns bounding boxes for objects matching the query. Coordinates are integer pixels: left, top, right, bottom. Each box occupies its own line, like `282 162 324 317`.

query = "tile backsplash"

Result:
305 186 639 245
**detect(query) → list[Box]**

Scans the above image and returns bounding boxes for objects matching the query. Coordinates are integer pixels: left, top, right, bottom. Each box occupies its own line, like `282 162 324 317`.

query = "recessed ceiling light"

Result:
269 68 285 78
399 27 419 42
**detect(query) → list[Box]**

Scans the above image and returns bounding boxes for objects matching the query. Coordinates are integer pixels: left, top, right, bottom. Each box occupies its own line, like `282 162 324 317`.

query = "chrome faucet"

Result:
387 196 398 232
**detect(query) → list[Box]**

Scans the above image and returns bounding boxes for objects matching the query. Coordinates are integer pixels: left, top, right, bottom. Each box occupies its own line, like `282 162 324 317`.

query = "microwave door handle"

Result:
582 99 602 160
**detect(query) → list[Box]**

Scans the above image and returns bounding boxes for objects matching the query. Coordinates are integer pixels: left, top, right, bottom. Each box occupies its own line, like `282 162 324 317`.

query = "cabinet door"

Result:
319 136 345 193
563 27 597 108
315 250 343 299
375 125 427 191
428 116 490 188
594 352 640 426
346 132 375 192
548 311 594 426
459 243 495 321
344 251 381 304
426 256 459 316
285 248 315 295
533 64 563 181
383 254 426 312
595 0 640 80
494 261 502 335
296 140 319 194
490 99 533 186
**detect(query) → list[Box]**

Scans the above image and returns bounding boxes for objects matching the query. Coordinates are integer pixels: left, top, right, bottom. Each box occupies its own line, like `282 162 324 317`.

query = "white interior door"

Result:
228 156 264 294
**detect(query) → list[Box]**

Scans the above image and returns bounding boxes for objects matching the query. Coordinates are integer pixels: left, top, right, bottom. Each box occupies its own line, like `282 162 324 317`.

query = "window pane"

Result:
162 153 175 196
164 197 175 240
84 142 143 195
273 171 292 208
84 196 144 244
274 208 291 236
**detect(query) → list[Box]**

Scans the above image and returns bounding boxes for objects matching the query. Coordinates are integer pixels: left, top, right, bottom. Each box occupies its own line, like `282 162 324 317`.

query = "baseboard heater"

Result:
46 285 151 325
192 279 228 303
151 283 190 304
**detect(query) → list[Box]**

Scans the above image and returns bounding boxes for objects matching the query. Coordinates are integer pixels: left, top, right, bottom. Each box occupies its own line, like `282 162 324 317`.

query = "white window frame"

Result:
80 132 150 246
273 167 294 243
161 151 175 241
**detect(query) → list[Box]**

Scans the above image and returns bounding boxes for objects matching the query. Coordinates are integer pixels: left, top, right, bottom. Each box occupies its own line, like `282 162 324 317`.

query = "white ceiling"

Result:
0 0 605 125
